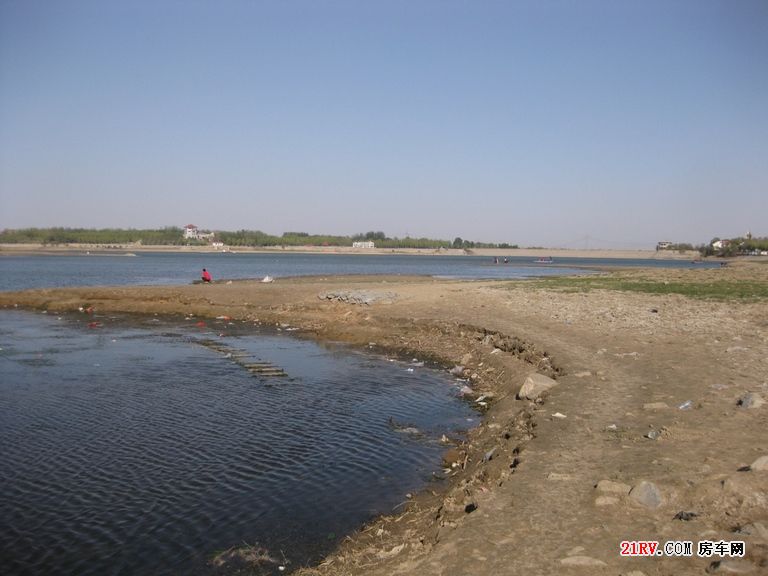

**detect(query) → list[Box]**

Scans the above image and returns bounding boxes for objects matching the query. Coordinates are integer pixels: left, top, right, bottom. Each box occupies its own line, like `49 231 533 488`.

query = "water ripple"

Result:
0 311 475 575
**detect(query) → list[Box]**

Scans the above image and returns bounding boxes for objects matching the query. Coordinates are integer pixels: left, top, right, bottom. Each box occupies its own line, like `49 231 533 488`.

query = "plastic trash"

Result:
678 400 693 410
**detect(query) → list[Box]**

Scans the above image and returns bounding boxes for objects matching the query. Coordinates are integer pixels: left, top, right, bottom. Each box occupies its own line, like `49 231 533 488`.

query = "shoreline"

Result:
1 263 766 575
0 242 702 260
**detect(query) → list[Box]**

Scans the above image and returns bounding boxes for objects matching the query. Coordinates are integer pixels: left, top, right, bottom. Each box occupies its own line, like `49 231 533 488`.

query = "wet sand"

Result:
0 242 699 260
1 262 767 575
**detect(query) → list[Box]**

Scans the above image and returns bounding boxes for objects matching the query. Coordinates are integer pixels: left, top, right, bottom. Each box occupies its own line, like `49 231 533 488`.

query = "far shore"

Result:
0 242 702 260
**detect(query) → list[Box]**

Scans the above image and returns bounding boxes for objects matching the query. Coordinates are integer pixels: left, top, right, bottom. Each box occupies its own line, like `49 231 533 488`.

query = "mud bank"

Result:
2 265 767 575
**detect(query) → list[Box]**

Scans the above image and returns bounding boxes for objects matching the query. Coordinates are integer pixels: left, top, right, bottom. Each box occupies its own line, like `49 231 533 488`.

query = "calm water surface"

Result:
0 311 477 575
0 252 719 292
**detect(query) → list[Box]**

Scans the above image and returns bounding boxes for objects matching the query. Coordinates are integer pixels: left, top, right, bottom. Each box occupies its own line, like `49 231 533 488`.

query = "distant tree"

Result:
452 237 463 249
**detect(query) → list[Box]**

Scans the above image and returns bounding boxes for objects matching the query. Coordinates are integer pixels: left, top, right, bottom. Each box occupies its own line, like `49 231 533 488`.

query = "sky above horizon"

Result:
1 0 766 248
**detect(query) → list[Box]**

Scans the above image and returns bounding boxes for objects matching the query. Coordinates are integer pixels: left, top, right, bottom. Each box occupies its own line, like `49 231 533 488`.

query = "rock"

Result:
721 475 768 508
518 373 558 400
546 472 571 481
750 455 768 471
673 511 698 521
595 496 619 506
595 479 631 495
706 559 755 573
726 346 749 353
737 393 765 409
735 522 768 539
458 385 474 397
442 448 463 468
376 543 405 559
559 555 606 567
449 365 465 376
629 480 663 508
460 353 472 365
482 447 497 462
318 290 397 305
643 402 669 410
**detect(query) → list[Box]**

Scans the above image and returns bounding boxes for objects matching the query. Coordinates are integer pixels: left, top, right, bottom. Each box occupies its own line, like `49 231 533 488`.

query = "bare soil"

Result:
2 262 767 576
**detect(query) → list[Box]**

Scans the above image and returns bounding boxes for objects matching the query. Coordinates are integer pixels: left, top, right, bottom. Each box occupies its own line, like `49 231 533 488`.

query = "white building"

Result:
184 224 200 239
183 224 214 242
352 241 375 248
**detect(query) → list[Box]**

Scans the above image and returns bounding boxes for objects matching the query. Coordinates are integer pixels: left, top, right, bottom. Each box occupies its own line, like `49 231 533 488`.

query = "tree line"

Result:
0 227 515 250
0 227 185 245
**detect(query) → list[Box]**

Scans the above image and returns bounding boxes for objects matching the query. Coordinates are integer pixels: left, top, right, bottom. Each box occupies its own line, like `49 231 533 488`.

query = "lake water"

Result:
0 311 477 575
0 251 720 292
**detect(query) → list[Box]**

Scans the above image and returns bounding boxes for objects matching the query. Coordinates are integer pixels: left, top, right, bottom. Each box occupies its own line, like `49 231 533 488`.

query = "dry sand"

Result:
1 261 766 575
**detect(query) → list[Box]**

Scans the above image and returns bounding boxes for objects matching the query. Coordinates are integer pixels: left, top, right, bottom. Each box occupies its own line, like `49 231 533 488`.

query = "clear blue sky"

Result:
1 0 766 248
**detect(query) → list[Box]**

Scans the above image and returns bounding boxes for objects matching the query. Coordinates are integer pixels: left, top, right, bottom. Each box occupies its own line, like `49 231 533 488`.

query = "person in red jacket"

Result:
201 268 212 283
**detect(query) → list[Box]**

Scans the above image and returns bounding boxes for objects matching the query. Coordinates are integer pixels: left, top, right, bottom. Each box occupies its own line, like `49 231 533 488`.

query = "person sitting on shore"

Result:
201 268 212 283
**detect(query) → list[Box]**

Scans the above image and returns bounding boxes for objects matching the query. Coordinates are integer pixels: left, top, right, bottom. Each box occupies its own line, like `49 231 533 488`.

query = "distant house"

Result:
656 241 673 250
712 239 731 250
184 224 200 240
183 224 215 242
352 241 375 249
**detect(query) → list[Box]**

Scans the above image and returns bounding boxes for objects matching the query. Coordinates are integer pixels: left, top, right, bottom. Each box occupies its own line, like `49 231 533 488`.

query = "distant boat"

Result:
533 256 554 264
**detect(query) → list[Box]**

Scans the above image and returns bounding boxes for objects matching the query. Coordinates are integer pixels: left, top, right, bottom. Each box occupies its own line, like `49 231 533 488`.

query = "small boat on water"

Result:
533 256 554 264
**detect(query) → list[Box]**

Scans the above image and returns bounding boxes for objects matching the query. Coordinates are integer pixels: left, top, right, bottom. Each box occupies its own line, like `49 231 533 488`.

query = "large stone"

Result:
629 480 664 508
518 373 558 400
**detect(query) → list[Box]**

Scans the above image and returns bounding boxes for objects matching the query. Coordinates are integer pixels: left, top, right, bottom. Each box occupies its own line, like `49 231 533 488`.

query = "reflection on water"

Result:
0 311 477 575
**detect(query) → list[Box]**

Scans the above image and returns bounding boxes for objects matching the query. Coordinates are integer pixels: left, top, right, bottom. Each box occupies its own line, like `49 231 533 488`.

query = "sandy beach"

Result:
1 261 766 575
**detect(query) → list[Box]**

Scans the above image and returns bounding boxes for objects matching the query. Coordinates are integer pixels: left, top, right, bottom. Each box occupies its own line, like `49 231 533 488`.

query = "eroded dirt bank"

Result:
2 265 767 575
